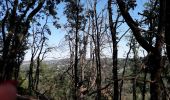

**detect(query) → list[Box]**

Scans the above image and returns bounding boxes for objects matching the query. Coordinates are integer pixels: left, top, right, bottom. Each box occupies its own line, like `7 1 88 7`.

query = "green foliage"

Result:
0 0 63 80
64 0 86 30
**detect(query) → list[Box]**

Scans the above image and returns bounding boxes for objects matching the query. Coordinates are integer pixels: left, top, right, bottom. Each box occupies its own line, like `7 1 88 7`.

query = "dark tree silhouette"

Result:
108 0 120 99
116 0 165 99
0 0 60 81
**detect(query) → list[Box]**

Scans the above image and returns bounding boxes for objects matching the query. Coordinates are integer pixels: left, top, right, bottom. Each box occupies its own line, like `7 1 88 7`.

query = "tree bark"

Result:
165 0 170 62
94 0 102 99
108 0 119 100
73 1 80 99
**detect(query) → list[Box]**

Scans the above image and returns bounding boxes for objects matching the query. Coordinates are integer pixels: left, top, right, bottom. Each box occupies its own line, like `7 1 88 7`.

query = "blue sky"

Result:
24 0 147 61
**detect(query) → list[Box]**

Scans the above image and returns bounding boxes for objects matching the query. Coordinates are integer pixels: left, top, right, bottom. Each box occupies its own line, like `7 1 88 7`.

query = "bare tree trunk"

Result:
108 0 119 99
94 0 101 99
142 70 147 100
149 0 165 99
34 37 45 90
119 41 132 100
149 53 162 100
28 55 34 95
165 0 170 62
67 32 75 100
132 37 138 100
80 17 90 82
73 1 80 99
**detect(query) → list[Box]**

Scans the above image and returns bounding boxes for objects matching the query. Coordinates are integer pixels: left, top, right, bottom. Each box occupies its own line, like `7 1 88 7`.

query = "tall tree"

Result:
108 0 119 99
64 0 85 99
93 0 102 99
0 0 60 81
28 14 56 95
116 0 165 99
131 35 139 100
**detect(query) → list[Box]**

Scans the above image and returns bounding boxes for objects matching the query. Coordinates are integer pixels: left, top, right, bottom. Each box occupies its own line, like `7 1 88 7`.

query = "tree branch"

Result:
20 0 36 21
26 0 45 24
116 0 154 52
